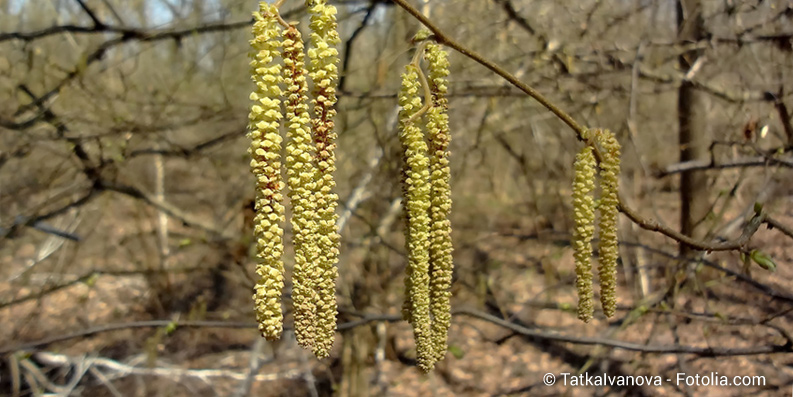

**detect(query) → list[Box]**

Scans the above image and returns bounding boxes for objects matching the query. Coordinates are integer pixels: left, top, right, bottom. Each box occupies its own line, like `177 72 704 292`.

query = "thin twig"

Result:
233 338 265 397
389 0 586 139
73 0 105 28
657 156 793 176
766 216 793 240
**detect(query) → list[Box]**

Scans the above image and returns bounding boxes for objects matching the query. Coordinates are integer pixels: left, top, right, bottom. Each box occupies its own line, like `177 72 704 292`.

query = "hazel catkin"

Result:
398 64 435 372
596 129 621 318
248 3 285 340
283 24 319 350
572 143 596 323
425 41 454 363
306 0 341 359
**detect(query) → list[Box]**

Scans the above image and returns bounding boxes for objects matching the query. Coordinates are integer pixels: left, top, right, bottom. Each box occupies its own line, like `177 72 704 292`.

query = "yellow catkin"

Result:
399 64 434 372
572 143 596 323
248 3 285 340
425 41 453 364
597 129 621 318
306 0 341 359
283 24 319 349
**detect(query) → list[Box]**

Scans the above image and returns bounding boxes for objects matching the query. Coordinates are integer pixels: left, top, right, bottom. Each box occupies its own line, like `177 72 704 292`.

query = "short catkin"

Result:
248 4 285 340
596 129 620 318
306 0 341 358
398 63 435 372
572 142 596 323
283 24 319 349
425 41 454 363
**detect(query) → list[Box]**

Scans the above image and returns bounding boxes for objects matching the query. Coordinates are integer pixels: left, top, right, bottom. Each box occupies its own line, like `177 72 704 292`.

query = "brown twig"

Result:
389 0 587 140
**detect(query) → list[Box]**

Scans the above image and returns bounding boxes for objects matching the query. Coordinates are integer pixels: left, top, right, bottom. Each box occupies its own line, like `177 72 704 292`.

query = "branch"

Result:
5 15 298 123
74 0 105 28
127 129 245 158
766 216 793 240
454 308 790 356
100 181 233 240
0 316 400 355
389 0 792 252
0 267 204 312
656 156 793 176
1 189 99 241
638 64 772 103
0 7 309 43
501 230 793 303
338 0 378 92
492 0 536 35
233 338 265 397
619 199 766 252
33 351 305 382
772 92 793 146
388 0 587 140
4 308 790 358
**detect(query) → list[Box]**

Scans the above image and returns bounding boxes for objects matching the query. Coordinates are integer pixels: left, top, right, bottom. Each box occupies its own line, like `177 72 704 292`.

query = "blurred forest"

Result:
1 0 793 396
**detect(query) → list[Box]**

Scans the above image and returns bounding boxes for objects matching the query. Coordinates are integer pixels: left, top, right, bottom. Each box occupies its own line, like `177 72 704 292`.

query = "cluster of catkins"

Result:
247 0 341 359
572 129 621 323
398 32 454 372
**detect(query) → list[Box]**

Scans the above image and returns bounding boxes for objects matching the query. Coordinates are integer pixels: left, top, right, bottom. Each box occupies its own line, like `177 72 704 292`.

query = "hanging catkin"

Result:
398 63 435 372
306 0 341 358
572 142 596 323
248 3 285 340
283 24 319 349
597 129 620 318
425 41 454 363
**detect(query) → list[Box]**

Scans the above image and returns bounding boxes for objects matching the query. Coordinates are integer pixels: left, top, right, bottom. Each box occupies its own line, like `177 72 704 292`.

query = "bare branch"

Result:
766 216 793 240
34 352 305 382
389 0 790 253
656 156 793 176
389 0 587 140
5 308 791 358
73 0 105 28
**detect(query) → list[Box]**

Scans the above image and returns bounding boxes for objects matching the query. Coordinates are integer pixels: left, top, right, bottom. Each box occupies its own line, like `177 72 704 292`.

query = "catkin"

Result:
399 64 435 372
572 143 596 323
248 3 285 340
283 24 319 349
596 129 620 318
425 41 454 363
306 0 341 358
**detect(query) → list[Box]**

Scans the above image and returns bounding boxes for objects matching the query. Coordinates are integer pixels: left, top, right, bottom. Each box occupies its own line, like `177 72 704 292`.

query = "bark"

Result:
677 0 710 255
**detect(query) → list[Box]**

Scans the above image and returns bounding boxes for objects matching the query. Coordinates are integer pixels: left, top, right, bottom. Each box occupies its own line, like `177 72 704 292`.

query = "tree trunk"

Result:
677 0 710 255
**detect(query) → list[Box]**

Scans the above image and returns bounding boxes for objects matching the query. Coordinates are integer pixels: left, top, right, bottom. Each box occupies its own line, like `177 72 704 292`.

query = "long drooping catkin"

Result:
572 143 596 323
248 3 285 340
283 24 319 349
596 129 620 318
306 0 341 359
425 41 453 363
398 64 435 372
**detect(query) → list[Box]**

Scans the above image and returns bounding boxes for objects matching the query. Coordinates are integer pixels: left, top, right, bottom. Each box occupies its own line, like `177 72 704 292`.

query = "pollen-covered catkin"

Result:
572 143 596 323
248 3 285 340
306 0 341 359
425 41 454 363
597 129 621 318
283 24 319 349
398 64 435 372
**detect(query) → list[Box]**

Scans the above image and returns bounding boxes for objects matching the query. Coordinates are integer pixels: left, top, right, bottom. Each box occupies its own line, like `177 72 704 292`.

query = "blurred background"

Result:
1 0 792 395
